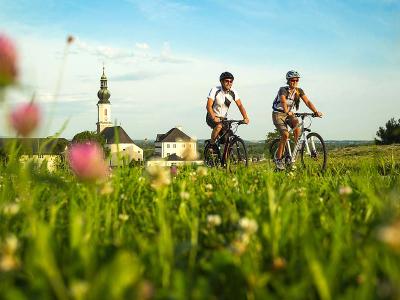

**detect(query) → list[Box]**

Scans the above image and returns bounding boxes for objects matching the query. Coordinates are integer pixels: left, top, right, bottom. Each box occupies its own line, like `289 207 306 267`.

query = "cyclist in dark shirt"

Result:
272 70 322 170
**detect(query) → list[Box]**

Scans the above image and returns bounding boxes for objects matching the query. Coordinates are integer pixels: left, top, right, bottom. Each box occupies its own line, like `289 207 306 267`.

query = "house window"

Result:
105 109 107 116
173 144 176 148
167 144 170 148
183 144 185 148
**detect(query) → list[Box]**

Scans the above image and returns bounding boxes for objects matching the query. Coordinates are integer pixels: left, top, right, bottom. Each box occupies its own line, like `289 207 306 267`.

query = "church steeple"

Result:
97 66 113 133
97 66 111 104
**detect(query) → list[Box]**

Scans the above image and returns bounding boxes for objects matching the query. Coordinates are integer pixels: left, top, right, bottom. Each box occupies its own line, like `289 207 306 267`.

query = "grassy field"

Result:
0 144 399 300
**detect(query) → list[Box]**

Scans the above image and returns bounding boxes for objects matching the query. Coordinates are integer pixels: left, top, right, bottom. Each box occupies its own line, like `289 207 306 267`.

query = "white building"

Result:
101 126 143 166
96 68 143 166
147 126 202 167
155 126 197 159
0 138 68 172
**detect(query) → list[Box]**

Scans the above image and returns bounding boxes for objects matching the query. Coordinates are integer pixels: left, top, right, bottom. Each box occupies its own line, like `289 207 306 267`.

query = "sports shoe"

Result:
275 159 285 171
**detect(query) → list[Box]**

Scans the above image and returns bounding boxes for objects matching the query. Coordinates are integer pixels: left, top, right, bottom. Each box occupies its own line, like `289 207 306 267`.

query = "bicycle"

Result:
269 112 327 172
204 120 248 170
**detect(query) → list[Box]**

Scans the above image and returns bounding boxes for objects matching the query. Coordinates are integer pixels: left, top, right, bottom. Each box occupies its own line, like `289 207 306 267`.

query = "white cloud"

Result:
72 38 191 64
135 43 150 50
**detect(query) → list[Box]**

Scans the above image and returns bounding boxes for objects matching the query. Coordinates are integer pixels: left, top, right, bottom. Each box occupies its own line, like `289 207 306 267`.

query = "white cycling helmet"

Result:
286 70 300 81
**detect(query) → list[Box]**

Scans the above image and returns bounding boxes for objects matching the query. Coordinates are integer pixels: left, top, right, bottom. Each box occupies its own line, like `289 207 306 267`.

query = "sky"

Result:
1 0 399 141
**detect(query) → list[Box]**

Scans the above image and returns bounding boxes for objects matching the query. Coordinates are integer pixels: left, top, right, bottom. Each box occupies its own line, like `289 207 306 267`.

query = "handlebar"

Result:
294 112 318 118
221 119 245 126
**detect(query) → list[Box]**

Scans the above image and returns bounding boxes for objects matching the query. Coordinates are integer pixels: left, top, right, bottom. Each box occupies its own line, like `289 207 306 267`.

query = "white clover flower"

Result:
146 165 171 190
339 186 353 196
118 214 129 221
100 182 114 196
5 235 18 254
3 203 20 215
205 184 213 190
180 191 190 200
378 220 400 251
196 166 208 177
239 217 258 234
232 177 238 187
207 214 222 227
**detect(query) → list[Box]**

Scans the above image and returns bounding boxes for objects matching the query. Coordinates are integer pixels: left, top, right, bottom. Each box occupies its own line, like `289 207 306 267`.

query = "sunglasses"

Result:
224 79 233 83
290 79 299 82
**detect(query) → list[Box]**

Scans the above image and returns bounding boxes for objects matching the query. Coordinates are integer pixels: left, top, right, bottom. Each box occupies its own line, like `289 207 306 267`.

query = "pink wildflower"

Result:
170 165 178 177
68 143 109 182
9 102 40 137
0 34 18 87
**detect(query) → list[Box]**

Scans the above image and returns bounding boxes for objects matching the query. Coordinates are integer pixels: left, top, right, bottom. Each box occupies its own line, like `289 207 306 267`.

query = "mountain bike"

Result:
204 120 248 170
269 112 327 172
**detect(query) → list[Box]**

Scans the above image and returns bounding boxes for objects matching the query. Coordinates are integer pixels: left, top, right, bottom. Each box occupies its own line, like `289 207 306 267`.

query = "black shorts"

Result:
206 113 217 129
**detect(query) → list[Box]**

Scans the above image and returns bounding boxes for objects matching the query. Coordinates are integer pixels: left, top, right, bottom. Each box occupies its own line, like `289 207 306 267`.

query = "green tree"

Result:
72 131 110 155
375 118 400 145
265 128 280 144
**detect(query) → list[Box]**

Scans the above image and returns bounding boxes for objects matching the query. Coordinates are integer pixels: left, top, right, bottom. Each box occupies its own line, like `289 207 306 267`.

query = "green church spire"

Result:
97 66 110 104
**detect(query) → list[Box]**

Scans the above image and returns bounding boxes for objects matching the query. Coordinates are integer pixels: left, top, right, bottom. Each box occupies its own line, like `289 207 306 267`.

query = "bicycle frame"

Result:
207 120 244 166
283 114 314 164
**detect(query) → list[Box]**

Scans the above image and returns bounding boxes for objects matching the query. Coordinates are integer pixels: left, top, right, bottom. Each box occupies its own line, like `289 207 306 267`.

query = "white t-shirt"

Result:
207 86 240 118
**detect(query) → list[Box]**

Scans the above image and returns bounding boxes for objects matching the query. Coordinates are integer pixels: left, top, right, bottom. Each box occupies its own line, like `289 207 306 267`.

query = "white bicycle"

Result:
269 112 327 172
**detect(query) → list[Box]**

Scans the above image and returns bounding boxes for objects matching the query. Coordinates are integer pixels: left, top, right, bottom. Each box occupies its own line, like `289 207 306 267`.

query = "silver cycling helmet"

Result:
286 70 300 81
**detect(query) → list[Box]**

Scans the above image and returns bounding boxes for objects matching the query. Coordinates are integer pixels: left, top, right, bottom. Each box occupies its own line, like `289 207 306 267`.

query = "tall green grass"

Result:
0 145 399 299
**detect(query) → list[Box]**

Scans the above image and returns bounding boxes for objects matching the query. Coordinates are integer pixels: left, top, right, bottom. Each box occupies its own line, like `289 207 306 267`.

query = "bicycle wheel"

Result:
227 137 248 169
204 142 221 167
300 132 327 172
269 138 291 163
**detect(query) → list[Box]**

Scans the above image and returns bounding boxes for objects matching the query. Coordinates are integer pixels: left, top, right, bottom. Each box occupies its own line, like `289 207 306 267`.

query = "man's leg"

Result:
211 123 223 144
277 130 289 159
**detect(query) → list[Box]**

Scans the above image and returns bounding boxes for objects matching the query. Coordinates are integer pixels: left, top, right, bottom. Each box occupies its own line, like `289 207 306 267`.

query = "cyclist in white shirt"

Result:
206 72 249 144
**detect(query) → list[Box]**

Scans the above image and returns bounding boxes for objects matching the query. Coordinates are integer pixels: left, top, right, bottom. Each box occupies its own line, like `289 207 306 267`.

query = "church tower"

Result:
97 67 113 133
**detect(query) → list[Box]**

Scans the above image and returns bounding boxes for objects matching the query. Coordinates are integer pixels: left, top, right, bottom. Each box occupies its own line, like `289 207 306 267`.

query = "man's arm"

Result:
301 95 322 117
280 95 294 116
235 99 249 124
206 98 220 123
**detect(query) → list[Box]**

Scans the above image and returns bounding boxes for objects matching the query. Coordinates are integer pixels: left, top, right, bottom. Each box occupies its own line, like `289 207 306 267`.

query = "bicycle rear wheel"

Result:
204 142 221 167
300 132 327 172
227 137 248 169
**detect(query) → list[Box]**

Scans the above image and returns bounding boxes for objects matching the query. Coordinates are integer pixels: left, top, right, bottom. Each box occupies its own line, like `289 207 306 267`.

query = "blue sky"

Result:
1 0 399 140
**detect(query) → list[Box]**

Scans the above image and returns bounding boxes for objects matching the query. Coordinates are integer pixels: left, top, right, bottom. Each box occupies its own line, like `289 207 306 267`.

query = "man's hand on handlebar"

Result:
314 111 323 118
243 117 249 124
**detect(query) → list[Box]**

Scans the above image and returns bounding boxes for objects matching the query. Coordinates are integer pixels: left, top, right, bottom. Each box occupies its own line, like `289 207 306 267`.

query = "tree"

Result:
375 118 400 145
265 128 280 144
72 131 110 155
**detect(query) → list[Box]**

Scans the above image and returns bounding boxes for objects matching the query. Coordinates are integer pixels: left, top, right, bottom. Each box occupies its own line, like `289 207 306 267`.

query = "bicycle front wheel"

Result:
227 137 248 169
300 132 327 172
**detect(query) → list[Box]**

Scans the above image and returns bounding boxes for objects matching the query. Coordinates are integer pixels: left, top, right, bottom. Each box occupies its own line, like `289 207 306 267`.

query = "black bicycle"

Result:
204 120 248 169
